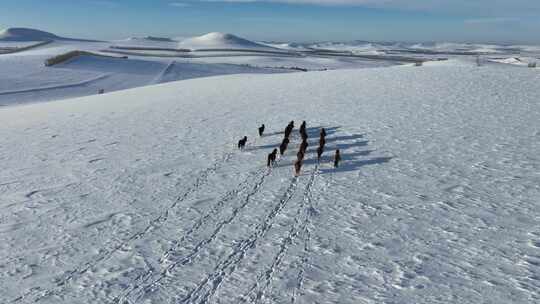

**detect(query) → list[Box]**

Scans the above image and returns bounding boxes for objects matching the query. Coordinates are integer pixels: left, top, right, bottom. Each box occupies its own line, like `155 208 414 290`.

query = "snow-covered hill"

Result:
0 30 401 106
1 27 538 107
1 64 539 304
179 32 279 51
0 28 60 41
0 27 96 42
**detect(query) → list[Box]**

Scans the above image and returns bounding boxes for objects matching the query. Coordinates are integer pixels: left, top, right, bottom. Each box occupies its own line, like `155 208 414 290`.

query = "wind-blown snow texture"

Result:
1 65 539 303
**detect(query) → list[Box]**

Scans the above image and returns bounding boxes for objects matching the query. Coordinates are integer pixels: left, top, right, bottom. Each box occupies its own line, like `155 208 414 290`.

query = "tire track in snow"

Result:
12 153 232 304
178 176 300 304
240 166 318 304
114 165 268 303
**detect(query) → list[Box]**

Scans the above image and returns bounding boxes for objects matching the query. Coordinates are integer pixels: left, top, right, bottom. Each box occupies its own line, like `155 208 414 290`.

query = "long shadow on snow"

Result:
246 126 391 175
306 126 341 137
283 135 391 175
299 140 369 157
261 126 341 138
273 149 374 169
325 134 365 143
318 157 393 174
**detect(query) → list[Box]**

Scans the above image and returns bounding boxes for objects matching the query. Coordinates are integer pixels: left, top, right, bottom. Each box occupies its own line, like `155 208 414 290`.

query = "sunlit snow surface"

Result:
1 29 539 106
1 64 539 304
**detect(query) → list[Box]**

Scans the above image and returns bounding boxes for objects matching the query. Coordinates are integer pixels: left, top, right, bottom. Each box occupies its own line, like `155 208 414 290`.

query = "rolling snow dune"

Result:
1 65 539 304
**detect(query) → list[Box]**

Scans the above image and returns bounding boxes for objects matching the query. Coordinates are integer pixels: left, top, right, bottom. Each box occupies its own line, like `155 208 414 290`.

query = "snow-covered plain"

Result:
0 30 410 106
1 60 539 304
3 28 537 107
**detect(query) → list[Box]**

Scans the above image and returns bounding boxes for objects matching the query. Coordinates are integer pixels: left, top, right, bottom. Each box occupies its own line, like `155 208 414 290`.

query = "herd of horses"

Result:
238 121 341 176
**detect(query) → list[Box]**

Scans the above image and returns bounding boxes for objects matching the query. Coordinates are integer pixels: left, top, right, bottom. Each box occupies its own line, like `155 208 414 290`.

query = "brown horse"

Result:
279 137 290 155
301 129 308 141
299 121 306 135
294 159 303 176
284 122 294 139
297 149 305 161
319 135 326 148
300 140 309 154
317 146 324 162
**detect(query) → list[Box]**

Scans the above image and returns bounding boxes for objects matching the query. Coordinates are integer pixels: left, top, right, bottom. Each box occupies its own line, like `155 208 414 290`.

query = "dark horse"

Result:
238 136 248 149
334 149 341 168
267 148 278 167
284 121 294 139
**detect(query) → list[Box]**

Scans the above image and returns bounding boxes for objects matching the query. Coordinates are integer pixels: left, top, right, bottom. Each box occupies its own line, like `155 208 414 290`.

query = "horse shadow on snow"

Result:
255 126 393 175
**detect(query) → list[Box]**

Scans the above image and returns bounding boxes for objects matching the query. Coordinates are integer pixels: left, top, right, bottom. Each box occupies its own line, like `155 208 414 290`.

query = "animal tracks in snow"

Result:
11 153 233 303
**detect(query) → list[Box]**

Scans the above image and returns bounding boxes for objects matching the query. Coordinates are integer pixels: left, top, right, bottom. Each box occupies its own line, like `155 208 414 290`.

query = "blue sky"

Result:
1 0 539 43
